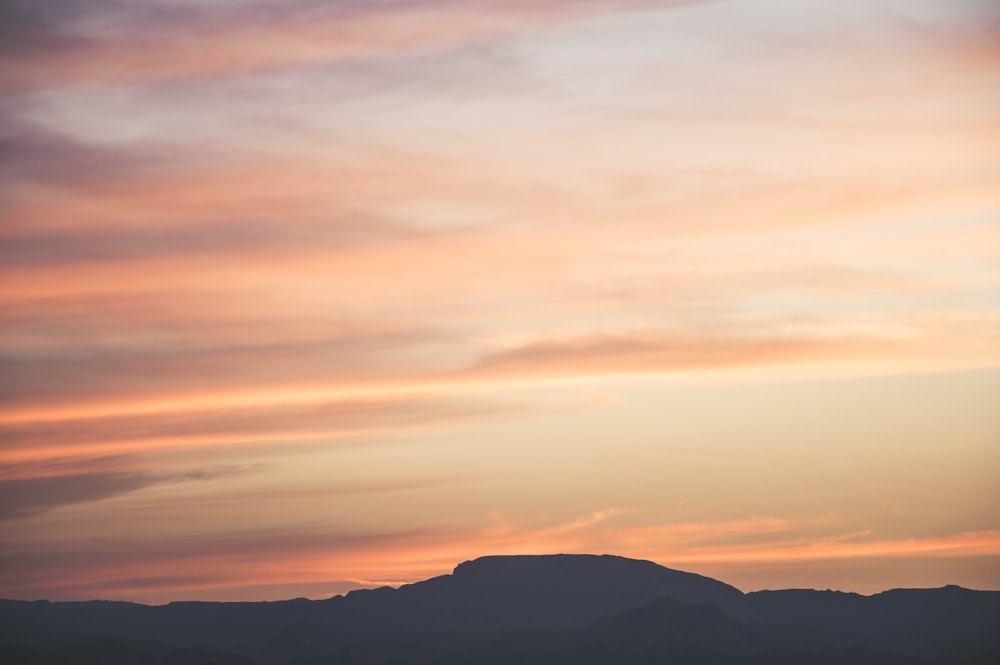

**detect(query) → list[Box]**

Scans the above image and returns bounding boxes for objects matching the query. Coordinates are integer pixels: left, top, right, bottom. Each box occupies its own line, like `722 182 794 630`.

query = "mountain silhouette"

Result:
580 594 755 653
324 553 749 638
746 585 1000 657
2 554 998 665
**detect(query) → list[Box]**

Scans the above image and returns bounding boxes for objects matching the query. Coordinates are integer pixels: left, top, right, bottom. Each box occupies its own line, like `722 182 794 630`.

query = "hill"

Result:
2 554 998 664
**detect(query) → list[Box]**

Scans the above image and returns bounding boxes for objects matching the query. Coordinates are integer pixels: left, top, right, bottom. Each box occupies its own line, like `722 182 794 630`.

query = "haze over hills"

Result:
2 554 998 665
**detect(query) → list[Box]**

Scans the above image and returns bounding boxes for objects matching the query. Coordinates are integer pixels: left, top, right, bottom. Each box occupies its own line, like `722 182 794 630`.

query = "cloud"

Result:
464 331 896 379
0 327 443 412
0 521 449 600
0 0 716 91
0 116 159 189
4 501 998 601
0 123 436 239
0 216 412 269
0 390 527 464
0 453 140 482
0 0 100 57
2 312 992 439
0 464 261 520
398 511 1000 580
658 530 1000 565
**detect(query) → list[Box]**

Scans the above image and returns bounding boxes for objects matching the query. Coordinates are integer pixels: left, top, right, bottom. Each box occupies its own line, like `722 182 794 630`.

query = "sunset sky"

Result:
2 0 999 604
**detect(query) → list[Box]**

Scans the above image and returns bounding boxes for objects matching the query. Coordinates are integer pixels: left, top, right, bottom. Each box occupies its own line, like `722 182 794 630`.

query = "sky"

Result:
1 0 999 604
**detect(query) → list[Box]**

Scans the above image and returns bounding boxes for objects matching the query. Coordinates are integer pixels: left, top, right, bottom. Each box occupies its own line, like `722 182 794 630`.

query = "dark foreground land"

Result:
2 554 999 664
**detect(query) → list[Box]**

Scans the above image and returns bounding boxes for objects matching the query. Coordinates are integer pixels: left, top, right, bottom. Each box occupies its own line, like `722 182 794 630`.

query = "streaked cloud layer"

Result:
2 0 998 602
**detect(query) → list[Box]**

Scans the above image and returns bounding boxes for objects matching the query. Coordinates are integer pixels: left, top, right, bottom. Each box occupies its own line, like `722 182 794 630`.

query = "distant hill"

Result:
745 585 1000 657
325 553 750 636
2 554 998 664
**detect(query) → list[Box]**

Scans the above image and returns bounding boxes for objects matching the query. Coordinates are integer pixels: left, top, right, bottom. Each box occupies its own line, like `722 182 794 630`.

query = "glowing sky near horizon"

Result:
1 0 999 603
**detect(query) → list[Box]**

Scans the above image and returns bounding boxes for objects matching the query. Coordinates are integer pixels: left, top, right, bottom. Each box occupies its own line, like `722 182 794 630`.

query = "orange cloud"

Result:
4 494 998 602
0 390 530 466
658 531 1000 564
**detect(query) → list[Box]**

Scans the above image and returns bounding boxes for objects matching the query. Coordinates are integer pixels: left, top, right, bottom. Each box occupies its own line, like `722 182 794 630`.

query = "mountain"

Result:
580 594 755 653
745 585 1000 657
0 639 259 665
1 554 998 665
323 553 750 638
0 554 747 647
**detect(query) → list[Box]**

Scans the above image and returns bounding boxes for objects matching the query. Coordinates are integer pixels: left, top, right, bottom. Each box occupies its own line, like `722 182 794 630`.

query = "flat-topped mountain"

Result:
331 553 749 634
2 554 998 665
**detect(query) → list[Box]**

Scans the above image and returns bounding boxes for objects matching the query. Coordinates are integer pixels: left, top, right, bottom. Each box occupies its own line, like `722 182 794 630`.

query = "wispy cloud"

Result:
0 521 447 601
0 391 531 465
0 0 717 91
466 331 888 378
0 464 264 520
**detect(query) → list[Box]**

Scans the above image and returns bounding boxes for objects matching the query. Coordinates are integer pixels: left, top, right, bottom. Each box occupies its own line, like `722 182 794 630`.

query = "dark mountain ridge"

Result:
2 554 998 665
326 553 750 635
